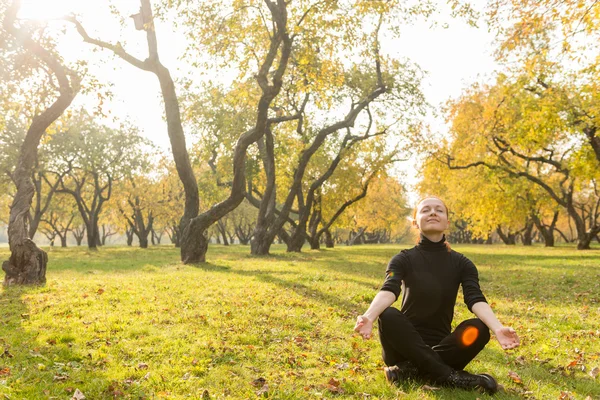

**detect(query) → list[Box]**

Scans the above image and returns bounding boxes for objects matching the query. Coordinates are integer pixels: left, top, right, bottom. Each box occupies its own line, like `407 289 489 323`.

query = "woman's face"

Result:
414 198 449 234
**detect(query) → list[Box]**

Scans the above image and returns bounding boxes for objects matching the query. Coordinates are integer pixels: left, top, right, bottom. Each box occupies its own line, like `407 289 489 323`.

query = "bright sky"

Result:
17 0 500 203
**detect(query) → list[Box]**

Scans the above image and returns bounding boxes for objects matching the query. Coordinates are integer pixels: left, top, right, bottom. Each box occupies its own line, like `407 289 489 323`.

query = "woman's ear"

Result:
411 219 419 229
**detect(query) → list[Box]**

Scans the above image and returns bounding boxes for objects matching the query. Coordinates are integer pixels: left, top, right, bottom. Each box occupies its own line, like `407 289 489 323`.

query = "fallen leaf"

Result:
0 367 10 376
182 372 190 380
328 377 340 387
201 389 210 399
251 377 266 387
327 384 344 394
97 288 105 295
72 389 86 400
567 360 579 368
422 384 440 391
515 355 526 365
558 391 574 400
336 362 349 370
54 373 69 381
138 362 149 370
255 384 268 397
508 371 522 384
590 366 599 378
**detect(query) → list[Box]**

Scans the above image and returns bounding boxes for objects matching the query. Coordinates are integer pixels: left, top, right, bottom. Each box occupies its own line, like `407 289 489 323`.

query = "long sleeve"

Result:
380 251 408 300
459 254 487 311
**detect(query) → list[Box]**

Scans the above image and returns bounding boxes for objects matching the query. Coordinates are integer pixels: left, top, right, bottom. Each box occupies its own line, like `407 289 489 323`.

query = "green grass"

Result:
0 244 599 399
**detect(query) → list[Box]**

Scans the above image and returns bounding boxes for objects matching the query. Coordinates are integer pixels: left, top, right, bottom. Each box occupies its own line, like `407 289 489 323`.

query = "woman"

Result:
354 197 520 394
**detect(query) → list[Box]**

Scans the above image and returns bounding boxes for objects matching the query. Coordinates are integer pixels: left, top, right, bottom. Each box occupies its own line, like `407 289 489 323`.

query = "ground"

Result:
0 244 598 399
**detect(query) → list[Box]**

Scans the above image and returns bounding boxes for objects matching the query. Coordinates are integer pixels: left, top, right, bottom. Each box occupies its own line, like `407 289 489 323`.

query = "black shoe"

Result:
384 361 420 384
444 370 498 394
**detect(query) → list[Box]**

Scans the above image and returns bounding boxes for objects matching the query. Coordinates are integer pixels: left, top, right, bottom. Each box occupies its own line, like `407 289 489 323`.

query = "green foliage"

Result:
0 244 598 398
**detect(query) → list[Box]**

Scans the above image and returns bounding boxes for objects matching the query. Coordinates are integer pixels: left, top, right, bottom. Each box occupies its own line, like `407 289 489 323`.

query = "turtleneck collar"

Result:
417 234 448 252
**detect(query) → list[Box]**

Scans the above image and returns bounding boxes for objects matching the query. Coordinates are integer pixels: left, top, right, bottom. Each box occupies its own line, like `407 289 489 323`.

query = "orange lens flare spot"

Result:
461 326 479 346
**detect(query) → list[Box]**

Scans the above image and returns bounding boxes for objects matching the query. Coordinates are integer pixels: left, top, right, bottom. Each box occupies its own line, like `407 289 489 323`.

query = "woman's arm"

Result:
354 290 396 339
472 301 520 350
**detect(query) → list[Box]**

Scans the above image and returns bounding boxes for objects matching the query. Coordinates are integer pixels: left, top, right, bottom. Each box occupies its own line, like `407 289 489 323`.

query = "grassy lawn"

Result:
0 243 598 399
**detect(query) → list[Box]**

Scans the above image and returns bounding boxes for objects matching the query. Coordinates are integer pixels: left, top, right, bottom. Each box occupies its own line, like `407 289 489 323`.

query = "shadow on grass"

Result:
0 287 115 398
196 263 362 312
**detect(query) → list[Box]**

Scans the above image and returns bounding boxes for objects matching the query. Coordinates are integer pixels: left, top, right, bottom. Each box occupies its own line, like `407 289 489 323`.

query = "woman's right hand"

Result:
354 315 373 339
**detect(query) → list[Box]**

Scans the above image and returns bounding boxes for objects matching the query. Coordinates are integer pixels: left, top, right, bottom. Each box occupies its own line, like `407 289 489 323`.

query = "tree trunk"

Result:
348 228 366 246
496 226 516 245
250 130 278 256
521 219 534 246
2 1 79 285
60 235 67 247
86 220 99 250
73 226 85 246
287 230 305 252
309 236 320 250
286 228 305 252
531 211 557 247
126 227 134 247
568 203 600 250
324 229 334 248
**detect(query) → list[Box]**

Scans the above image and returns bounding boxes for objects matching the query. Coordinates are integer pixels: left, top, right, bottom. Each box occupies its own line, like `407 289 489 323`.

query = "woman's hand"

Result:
354 315 374 340
494 326 520 350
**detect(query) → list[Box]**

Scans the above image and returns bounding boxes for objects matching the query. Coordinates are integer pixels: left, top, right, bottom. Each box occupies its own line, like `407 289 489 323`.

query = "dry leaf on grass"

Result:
508 371 523 384
422 384 440 391
336 362 349 370
255 384 269 396
558 391 574 400
72 389 86 400
326 377 344 394
251 377 266 387
589 366 599 378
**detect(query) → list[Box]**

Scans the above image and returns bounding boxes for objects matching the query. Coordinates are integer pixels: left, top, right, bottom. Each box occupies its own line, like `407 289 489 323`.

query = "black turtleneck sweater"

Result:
380 235 487 345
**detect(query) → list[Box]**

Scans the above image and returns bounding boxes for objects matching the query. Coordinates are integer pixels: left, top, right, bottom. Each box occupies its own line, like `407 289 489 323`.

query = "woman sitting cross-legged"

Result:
353 197 520 394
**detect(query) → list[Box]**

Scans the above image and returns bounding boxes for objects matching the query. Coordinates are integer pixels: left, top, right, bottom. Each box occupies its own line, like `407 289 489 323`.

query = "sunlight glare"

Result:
18 0 79 20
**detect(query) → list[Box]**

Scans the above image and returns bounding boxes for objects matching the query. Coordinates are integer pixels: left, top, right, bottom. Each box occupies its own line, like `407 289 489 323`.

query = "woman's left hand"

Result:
494 326 520 350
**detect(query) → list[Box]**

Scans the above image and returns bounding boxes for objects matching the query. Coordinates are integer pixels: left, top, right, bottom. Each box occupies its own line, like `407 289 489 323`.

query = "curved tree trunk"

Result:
496 226 516 245
2 1 79 285
532 211 558 247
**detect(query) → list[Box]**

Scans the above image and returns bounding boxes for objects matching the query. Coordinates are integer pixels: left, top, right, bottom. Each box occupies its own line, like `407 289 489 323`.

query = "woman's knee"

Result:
457 318 490 347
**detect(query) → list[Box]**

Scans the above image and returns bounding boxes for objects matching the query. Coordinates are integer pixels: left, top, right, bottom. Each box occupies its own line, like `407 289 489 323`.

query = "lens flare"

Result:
461 326 479 347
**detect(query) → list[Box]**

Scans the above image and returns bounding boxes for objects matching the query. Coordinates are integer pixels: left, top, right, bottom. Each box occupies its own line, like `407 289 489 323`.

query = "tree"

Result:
115 174 164 249
210 2 429 255
66 0 293 263
341 174 411 246
442 75 600 249
1 0 80 285
39 193 80 247
489 0 600 164
47 112 148 250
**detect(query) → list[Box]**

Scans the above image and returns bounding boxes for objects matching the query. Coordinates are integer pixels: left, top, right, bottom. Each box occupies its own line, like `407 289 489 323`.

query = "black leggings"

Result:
378 307 490 382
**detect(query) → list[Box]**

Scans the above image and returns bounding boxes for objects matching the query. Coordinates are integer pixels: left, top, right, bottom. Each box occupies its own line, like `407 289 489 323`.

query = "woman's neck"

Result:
420 232 444 243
